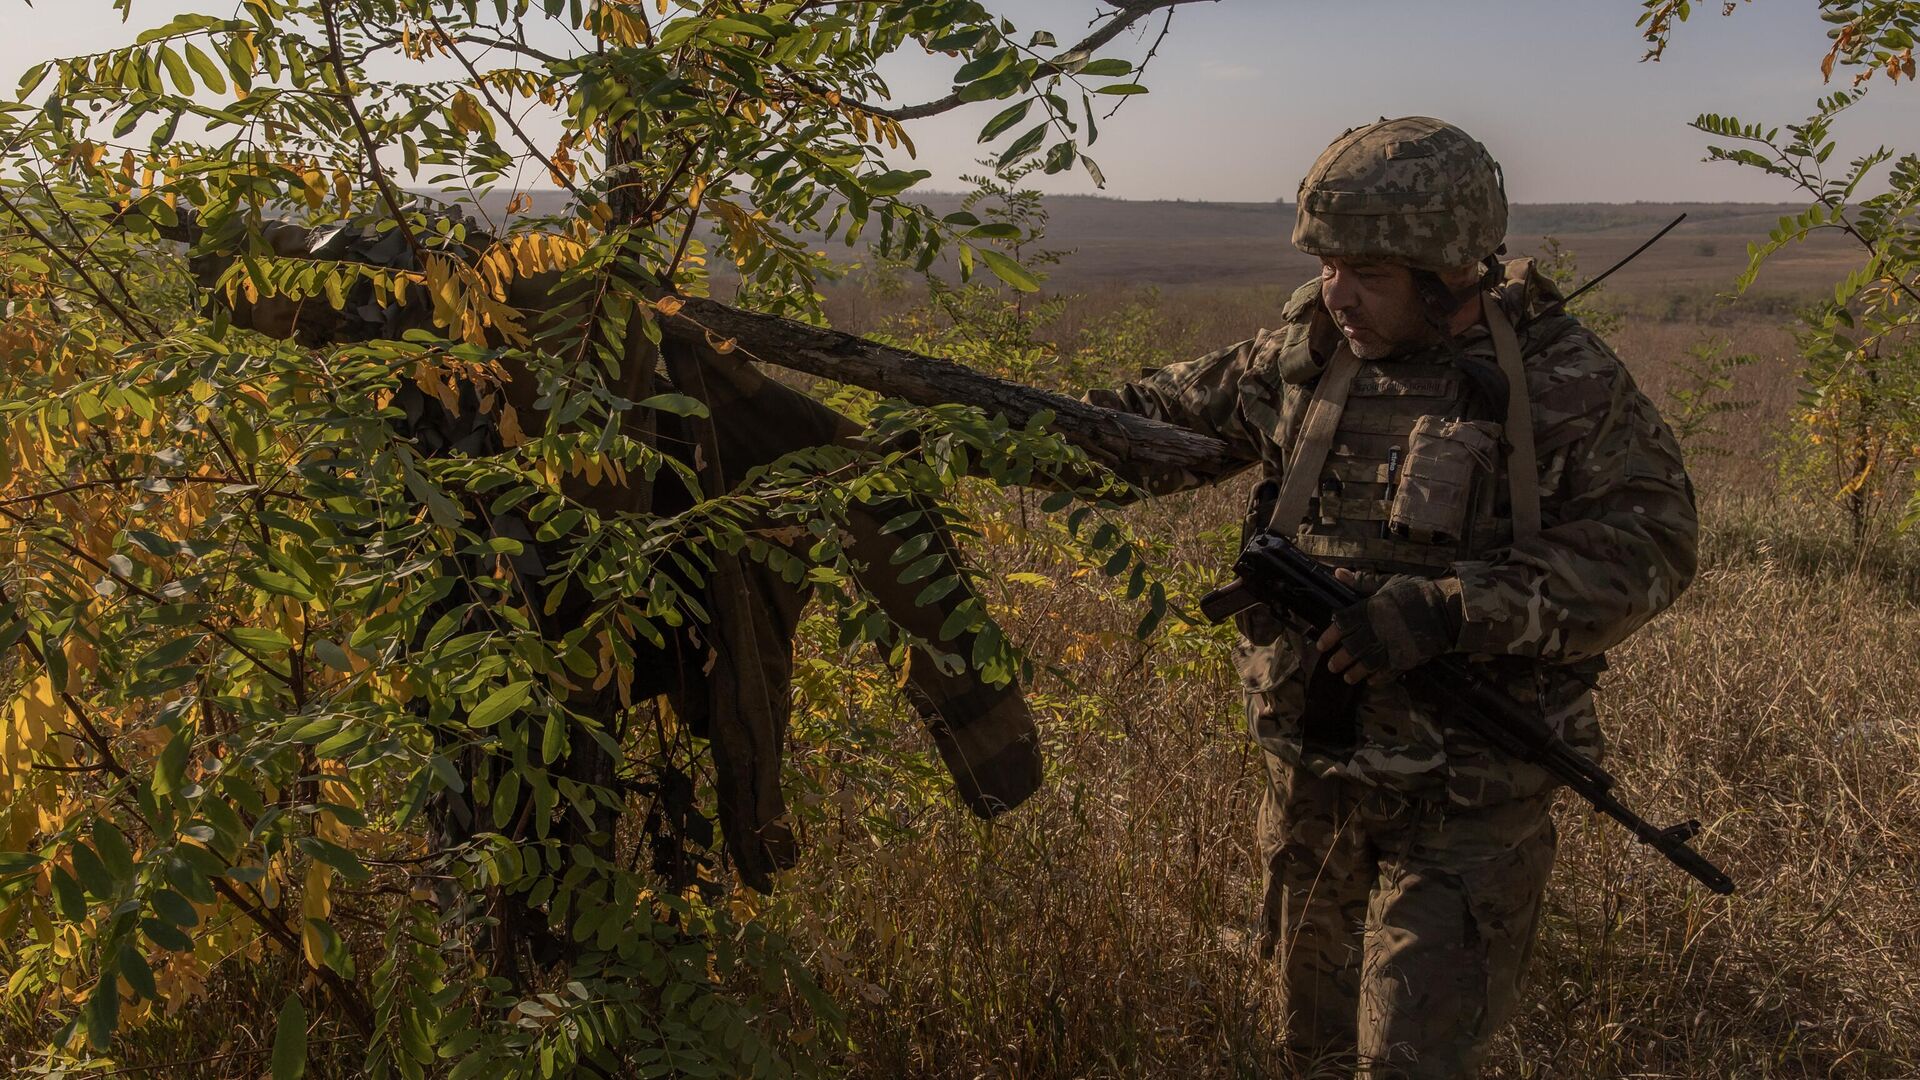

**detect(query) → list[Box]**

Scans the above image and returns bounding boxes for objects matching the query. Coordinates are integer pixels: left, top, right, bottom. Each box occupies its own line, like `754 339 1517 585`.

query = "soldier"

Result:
1085 117 1698 1077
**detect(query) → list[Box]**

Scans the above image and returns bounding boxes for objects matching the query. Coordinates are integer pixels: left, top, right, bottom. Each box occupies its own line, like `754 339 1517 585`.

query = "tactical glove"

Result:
1329 574 1462 675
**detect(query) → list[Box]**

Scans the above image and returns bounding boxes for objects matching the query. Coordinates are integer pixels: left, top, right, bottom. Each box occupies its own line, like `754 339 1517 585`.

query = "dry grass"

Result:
777 292 1920 1078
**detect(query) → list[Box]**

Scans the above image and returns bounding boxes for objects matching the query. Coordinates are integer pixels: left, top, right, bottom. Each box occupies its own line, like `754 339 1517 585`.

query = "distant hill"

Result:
435 189 1853 300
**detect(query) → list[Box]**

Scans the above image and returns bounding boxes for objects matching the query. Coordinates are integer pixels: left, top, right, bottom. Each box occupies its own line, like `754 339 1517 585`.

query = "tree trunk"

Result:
657 294 1238 477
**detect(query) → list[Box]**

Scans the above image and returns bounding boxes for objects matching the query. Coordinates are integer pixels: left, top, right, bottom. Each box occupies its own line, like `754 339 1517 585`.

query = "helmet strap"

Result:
1411 255 1502 335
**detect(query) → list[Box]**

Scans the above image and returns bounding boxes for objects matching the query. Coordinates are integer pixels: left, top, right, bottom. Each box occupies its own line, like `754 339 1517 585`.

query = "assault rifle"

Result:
1200 531 1736 895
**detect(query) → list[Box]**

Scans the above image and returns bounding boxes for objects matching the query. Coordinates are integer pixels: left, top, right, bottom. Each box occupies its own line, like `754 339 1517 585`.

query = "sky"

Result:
3 1 1913 204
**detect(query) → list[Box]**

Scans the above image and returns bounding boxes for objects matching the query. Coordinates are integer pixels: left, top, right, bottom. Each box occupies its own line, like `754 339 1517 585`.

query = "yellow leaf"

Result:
653 295 685 317
4 674 62 786
301 860 331 967
448 89 489 136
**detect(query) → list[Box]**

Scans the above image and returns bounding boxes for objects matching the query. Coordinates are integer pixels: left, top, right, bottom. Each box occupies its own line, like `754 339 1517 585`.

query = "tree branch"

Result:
319 0 431 268
851 0 1218 121
424 8 586 203
652 294 1237 476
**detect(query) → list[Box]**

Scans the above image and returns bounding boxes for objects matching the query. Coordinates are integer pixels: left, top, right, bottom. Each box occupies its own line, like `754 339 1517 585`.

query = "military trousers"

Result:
1257 755 1556 1079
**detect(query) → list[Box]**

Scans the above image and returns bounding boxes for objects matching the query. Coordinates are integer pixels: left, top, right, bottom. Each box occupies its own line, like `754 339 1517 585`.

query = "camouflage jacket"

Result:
1087 262 1699 805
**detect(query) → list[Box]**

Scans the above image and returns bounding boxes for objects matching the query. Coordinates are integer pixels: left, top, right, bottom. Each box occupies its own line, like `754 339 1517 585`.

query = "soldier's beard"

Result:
1344 333 1392 360
1338 320 1444 361
1338 325 1403 360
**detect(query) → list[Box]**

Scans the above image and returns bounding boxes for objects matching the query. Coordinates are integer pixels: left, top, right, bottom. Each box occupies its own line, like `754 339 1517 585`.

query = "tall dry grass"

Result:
779 290 1920 1078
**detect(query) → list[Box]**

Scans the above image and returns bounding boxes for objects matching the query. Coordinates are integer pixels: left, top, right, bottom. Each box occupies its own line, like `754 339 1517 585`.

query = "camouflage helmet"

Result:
1292 116 1507 272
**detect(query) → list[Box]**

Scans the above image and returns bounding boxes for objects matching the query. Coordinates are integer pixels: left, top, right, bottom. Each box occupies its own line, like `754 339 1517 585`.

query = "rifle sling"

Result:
1265 345 1361 535
1485 299 1542 546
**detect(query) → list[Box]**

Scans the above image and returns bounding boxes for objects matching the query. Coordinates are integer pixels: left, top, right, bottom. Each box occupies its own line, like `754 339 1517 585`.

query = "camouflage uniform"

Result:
1087 154 1698 1071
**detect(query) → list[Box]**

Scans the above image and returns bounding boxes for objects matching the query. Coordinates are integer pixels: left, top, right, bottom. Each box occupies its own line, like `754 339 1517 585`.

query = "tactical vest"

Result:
1264 296 1541 573
1290 356 1512 570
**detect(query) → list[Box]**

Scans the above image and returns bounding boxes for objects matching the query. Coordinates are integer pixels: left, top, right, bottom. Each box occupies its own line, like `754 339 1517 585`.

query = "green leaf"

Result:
313 639 354 672
954 48 1013 84
17 62 50 98
898 551 945 584
119 947 158 1001
864 169 931 197
977 98 1033 142
238 568 315 602
399 456 465 530
141 917 194 952
468 682 533 729
86 971 120 1052
70 841 114 899
0 851 44 878
1093 83 1149 96
637 393 709 418
272 994 308 1080
540 711 567 764
153 729 191 797
298 838 370 884
305 918 355 978
938 601 980 642
159 46 195 94
914 575 964 606
92 820 135 881
997 121 1048 166
152 888 199 927
1078 58 1133 77
184 43 228 93
229 627 292 655
979 249 1042 292
51 866 87 920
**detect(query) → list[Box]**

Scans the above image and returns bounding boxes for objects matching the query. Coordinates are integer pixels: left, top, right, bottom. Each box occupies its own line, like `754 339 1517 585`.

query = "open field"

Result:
841 194 1864 302
477 189 1861 316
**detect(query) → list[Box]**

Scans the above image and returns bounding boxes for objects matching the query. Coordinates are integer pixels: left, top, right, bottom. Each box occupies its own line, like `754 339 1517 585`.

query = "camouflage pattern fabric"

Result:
1087 259 1699 806
1259 758 1555 1079
1292 117 1510 272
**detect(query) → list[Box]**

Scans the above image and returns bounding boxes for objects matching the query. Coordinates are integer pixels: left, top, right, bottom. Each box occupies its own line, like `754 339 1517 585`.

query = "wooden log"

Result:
659 295 1240 477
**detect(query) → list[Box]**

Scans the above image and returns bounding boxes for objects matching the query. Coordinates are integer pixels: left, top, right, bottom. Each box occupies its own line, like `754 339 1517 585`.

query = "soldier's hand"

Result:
1317 571 1461 684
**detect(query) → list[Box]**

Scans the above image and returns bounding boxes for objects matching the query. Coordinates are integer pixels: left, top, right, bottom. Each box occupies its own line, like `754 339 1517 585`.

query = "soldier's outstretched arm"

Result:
1082 338 1267 496
1450 341 1699 662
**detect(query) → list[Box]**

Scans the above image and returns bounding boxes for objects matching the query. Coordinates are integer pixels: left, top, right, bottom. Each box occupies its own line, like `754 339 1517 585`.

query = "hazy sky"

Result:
5 1 1913 204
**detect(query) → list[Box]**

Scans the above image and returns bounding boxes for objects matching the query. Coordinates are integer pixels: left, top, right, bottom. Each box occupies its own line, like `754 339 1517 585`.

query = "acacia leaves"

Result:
1683 12 1920 532
0 0 1198 1073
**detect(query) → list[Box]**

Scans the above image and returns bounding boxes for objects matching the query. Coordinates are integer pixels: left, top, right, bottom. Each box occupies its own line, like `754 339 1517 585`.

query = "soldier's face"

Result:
1318 257 1436 360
